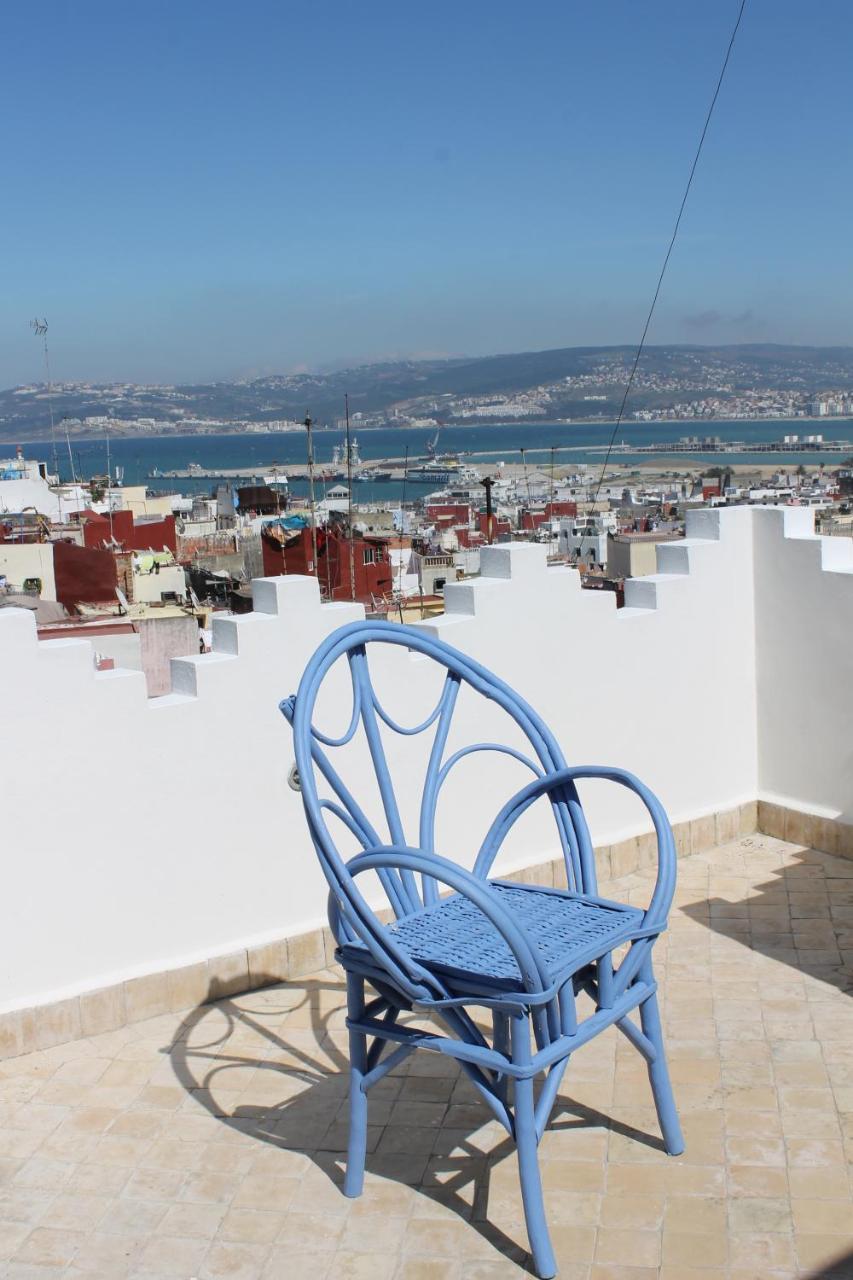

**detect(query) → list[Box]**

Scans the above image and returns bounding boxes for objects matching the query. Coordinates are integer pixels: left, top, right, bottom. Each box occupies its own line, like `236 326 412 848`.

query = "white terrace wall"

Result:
753 506 853 824
0 506 766 1015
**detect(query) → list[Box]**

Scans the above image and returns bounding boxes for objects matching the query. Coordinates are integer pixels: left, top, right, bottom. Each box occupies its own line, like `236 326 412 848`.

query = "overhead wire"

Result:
590 0 749 512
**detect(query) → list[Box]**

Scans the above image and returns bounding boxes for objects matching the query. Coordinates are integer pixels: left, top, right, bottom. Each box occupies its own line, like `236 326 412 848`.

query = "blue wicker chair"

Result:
281 620 683 1278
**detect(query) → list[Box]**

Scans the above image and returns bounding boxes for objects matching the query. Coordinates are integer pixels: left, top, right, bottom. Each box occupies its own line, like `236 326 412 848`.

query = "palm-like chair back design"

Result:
281 620 683 1278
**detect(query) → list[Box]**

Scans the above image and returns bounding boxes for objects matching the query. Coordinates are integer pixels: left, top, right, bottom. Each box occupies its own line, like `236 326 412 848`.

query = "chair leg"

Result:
512 1017 557 1280
639 985 684 1156
344 971 368 1198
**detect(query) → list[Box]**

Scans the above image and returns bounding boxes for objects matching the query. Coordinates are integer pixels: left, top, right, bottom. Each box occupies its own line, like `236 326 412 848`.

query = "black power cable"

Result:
590 0 748 511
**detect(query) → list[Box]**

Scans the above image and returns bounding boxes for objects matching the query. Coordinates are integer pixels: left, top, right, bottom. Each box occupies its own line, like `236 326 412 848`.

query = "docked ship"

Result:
407 460 481 485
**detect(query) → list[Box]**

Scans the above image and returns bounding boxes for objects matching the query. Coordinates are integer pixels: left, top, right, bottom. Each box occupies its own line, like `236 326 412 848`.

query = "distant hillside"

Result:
2 343 853 439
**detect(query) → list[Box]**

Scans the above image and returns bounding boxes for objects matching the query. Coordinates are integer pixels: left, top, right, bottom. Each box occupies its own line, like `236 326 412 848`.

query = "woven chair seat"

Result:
345 882 644 993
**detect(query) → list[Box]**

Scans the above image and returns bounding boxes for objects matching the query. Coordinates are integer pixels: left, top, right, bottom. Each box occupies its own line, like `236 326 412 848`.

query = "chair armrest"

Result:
475 766 677 929
347 845 551 996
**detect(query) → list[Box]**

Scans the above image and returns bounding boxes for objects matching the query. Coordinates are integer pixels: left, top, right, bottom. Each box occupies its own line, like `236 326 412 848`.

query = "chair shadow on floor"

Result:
168 977 666 1273
680 841 853 997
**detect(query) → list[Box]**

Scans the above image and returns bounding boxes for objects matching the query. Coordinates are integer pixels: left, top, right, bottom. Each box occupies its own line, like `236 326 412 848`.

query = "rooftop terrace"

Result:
2 504 852 1276
1 834 851 1279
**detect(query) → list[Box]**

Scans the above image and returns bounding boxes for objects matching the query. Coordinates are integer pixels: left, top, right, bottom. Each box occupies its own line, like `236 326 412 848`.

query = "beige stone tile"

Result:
218 1208 287 1244
178 1171 241 1205
787 1167 846 1199
604 1163 667 1196
393 1260 465 1280
673 821 693 858
594 1227 660 1268
261 1247 332 1279
836 821 853 860
12 1225 84 1267
91 1134 153 1167
0 1011 23 1061
124 974 171 1025
286 931 327 978
0 1220 31 1262
158 1203 225 1233
662 1229 727 1269
541 1159 604 1193
790 1197 853 1235
71 1229 146 1274
786 1136 846 1167
795 1232 853 1273
724 1135 787 1166
108 1109 167 1141
727 1164 788 1199
327 1251 399 1279
589 1268 658 1280
662 1163 726 1197
247 942 289 988
728 1195 793 1234
207 952 250 1001
233 1172 301 1213
663 1194 726 1234
199 1239 270 1279
100 1196 171 1238
659 1269 726 1280
121 1166 186 1200
609 838 639 879
272 1209 344 1253
784 808 815 848
20 998 82 1054
137 1233 208 1275
79 986 126 1038
715 808 740 846
39 1192 112 1232
11 1155 76 1191
690 814 716 853
340 1211 409 1253
738 800 758 836
756 801 786 839
71 1162 130 1196
141 1139 206 1172
727 1231 796 1272
599 1194 664 1229
166 962 211 1013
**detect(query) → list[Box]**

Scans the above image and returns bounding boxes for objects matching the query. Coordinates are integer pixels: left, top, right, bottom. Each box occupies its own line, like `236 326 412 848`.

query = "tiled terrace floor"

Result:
1 834 853 1280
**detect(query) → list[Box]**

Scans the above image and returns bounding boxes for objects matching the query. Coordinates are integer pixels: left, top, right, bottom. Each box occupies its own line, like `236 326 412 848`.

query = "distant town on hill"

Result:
3 343 853 440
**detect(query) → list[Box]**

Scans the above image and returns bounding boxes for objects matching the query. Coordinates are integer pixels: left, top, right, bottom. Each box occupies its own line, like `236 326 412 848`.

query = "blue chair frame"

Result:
281 620 683 1278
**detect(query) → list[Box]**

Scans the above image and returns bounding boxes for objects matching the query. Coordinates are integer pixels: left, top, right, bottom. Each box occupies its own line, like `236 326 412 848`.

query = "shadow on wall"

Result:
168 979 667 1274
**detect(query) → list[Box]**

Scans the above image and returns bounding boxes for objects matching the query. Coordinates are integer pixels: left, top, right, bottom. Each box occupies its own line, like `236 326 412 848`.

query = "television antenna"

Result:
29 317 62 520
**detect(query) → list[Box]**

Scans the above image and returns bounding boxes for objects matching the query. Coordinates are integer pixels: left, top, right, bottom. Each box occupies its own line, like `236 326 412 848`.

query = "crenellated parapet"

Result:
1 504 851 1041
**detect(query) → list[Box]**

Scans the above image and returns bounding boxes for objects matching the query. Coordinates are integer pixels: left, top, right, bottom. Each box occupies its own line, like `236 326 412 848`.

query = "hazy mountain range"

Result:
3 343 853 440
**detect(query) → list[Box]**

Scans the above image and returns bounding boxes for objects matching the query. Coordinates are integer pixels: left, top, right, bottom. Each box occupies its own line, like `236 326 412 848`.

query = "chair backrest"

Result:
281 620 596 996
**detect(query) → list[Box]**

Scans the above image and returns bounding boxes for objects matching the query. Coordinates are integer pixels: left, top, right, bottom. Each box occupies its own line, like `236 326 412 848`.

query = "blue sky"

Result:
2 0 852 385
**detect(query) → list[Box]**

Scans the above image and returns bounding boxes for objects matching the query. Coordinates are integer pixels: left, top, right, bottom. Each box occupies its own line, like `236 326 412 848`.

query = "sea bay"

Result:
19 417 853 503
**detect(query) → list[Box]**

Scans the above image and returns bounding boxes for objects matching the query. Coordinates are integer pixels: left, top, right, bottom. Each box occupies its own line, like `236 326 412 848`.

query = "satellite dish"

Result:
115 588 130 615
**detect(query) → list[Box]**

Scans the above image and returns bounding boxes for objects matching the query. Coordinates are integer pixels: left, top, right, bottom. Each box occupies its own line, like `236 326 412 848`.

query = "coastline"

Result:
4 413 853 447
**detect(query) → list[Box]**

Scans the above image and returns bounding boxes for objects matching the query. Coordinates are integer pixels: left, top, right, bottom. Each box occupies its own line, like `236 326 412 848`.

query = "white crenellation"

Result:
0 504 851 1015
